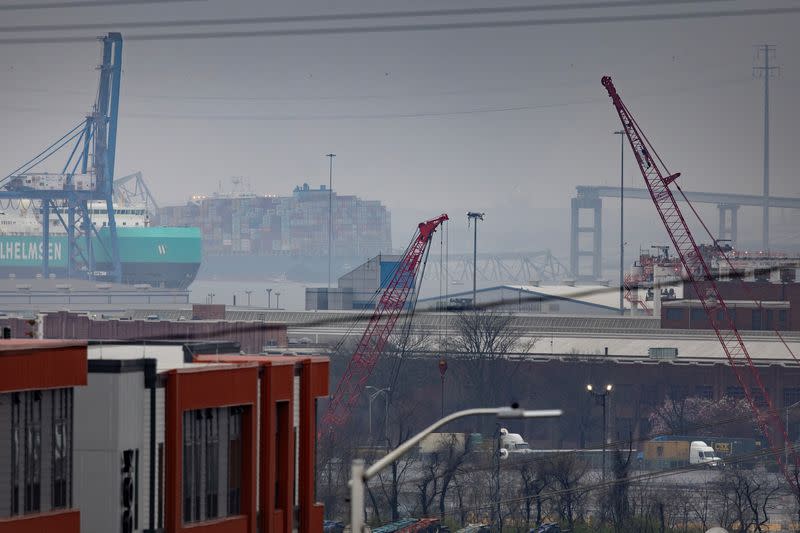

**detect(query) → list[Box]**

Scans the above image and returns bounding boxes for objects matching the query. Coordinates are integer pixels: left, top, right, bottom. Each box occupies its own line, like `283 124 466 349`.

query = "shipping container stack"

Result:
156 183 392 261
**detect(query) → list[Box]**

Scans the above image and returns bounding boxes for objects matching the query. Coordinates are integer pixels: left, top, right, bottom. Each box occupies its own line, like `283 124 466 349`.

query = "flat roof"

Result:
87 343 233 372
0 339 86 352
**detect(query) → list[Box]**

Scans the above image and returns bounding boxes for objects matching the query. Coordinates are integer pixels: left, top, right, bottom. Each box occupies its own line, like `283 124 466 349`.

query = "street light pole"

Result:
365 386 391 443
266 288 272 309
349 406 562 533
438 358 448 419
275 291 281 309
326 153 336 290
245 290 252 307
467 212 485 310
614 130 625 315
587 383 613 482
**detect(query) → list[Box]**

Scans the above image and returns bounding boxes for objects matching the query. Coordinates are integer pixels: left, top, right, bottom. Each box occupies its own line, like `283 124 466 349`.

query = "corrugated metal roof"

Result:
519 333 800 363
507 284 621 310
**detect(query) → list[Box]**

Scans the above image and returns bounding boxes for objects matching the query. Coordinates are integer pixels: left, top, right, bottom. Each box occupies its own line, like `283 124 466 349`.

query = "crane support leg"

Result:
570 194 602 280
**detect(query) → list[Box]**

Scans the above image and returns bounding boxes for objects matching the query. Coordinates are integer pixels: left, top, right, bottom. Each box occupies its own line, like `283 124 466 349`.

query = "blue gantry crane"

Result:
1 32 123 282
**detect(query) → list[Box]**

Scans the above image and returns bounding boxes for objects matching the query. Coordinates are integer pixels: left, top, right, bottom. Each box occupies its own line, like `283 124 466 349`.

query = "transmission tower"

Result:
753 44 779 253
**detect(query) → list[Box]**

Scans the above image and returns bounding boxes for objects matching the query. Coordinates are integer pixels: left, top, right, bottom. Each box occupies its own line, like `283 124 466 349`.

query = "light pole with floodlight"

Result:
587 383 613 481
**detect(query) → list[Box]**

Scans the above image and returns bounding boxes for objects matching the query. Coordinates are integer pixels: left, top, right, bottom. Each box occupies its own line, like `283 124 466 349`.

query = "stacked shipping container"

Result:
157 183 391 260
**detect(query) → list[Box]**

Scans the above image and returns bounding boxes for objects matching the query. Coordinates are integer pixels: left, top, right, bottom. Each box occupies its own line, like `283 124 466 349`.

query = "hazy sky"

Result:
2 0 799 264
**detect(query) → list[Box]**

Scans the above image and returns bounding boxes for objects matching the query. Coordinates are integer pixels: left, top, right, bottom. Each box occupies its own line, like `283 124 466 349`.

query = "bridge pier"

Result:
570 193 602 281
717 203 739 247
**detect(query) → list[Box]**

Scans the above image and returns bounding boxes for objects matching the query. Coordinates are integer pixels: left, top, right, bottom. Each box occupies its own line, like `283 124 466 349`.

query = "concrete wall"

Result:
74 371 147 533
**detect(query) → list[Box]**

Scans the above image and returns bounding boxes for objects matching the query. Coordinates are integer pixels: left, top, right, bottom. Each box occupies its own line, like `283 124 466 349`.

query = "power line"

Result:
0 6 798 44
0 0 206 11
0 77 751 120
120 98 604 121
0 0 738 32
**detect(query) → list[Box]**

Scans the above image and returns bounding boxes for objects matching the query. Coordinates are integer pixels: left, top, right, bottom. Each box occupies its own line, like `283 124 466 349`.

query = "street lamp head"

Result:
496 407 562 419
586 384 593 392
606 384 614 392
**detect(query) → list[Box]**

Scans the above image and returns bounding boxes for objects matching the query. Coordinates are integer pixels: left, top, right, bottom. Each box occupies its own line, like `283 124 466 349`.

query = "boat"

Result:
0 201 201 289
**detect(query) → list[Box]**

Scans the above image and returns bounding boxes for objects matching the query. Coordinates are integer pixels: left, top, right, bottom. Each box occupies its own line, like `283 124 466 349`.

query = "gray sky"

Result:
2 0 799 263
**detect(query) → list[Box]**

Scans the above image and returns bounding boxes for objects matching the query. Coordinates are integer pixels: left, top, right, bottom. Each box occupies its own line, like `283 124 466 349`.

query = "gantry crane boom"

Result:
0 33 123 282
321 214 449 432
602 75 799 488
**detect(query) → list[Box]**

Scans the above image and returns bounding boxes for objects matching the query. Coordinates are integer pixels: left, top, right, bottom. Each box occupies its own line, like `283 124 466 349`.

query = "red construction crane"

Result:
321 214 449 433
602 76 799 488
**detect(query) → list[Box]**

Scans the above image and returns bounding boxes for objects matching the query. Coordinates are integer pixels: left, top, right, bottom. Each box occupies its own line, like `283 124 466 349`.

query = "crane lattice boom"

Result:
602 75 798 489
321 214 449 432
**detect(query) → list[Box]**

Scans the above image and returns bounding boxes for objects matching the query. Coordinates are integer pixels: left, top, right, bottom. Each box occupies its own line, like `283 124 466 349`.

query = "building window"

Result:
183 411 202 523
695 385 714 400
11 393 20 516
184 407 244 523
157 443 164 529
750 389 769 407
690 308 706 323
785 388 800 407
24 391 42 514
726 386 745 401
665 309 683 321
205 410 219 520
752 310 762 330
228 407 242 516
52 388 73 509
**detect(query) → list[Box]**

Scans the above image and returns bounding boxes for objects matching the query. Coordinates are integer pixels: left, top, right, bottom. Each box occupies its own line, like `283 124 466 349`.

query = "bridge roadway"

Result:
571 186 800 280
577 185 800 209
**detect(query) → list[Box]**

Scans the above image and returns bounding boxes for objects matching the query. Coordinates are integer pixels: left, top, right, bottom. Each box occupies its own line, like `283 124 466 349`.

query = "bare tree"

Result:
542 452 589 530
446 310 536 408
716 467 781 533
686 473 717 531
373 410 418 522
608 441 634 532
437 434 472 521
510 453 550 529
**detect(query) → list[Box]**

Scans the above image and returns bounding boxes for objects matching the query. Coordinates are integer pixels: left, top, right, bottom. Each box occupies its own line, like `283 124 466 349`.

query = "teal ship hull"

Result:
0 226 201 289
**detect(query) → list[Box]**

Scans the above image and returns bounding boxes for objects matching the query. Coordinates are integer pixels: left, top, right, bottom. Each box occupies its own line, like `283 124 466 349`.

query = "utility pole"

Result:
491 423 502 531
326 154 336 289
467 212 485 310
753 45 778 253
614 130 625 315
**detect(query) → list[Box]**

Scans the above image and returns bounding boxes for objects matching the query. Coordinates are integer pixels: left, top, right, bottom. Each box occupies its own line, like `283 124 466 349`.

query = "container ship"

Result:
157 182 392 282
0 202 201 289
